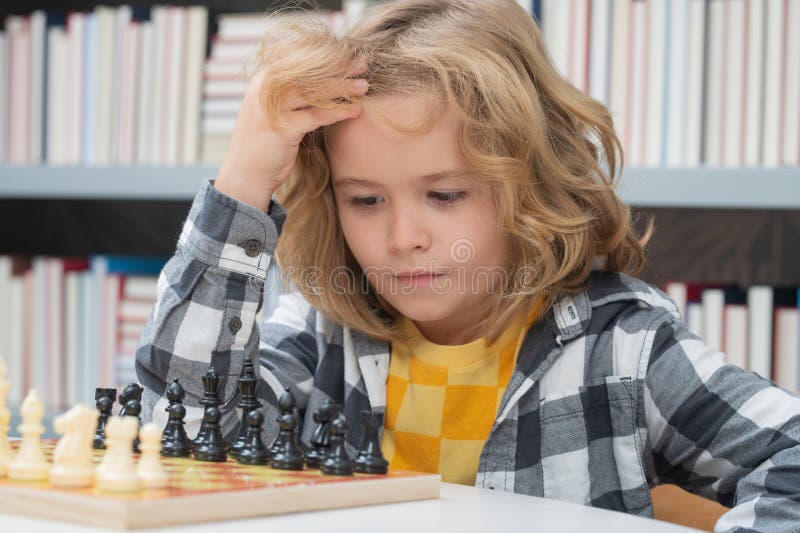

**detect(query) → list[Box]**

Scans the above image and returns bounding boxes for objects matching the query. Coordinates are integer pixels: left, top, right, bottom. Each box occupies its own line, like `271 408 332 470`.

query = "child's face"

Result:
327 95 510 344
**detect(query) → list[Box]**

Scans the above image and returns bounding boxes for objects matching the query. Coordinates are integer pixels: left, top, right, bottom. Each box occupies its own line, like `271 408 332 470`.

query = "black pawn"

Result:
193 405 228 462
321 415 354 476
193 366 222 450
269 389 304 470
92 389 115 450
123 398 142 453
305 400 338 468
230 358 260 460
354 410 389 474
162 379 192 457
236 410 270 465
268 388 295 457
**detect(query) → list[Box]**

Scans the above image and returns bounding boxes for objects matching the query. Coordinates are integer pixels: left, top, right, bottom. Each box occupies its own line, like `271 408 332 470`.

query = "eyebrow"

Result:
333 169 472 187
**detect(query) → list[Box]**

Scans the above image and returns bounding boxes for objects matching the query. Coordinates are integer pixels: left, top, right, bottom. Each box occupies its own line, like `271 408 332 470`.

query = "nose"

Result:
387 204 431 255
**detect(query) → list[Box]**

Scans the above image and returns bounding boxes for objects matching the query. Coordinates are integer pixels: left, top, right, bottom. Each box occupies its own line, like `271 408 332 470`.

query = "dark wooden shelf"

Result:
0 198 191 256
1 198 798 287
634 207 800 288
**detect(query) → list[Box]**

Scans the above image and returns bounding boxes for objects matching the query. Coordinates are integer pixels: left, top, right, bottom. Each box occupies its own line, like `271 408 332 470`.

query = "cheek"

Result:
337 210 380 266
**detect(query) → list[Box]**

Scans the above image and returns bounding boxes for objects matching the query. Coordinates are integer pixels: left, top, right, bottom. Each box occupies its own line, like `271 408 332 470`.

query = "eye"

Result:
350 196 381 208
347 191 468 210
430 191 468 206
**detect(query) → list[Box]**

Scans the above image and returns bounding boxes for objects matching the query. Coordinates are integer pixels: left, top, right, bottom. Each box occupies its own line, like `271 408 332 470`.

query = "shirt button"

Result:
243 239 263 257
229 317 242 333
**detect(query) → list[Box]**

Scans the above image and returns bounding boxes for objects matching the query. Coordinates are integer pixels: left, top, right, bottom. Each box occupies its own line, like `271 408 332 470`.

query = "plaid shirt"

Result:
137 178 800 532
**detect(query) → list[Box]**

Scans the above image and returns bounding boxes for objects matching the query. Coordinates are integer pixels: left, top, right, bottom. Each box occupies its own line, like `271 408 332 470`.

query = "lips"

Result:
396 272 444 279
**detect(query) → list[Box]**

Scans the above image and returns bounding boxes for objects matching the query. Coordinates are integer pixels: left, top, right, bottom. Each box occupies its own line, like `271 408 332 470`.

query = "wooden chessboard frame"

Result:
0 440 441 529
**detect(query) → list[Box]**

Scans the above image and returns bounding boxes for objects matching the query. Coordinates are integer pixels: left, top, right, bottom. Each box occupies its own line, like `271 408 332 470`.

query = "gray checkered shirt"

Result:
136 178 800 532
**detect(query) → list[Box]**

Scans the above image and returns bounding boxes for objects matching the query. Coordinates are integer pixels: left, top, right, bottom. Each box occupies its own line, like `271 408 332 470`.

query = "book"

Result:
701 288 725 353
683 0 706 166
0 31 7 162
181 6 209 165
122 276 159 301
702 0 725 166
774 307 799 392
762 0 786 166
7 16 29 163
722 0 746 167
664 0 688 167
608 0 631 157
723 303 748 371
748 286 774 380
743 0 766 166
782 0 800 165
136 19 154 164
627 0 647 166
645 0 666 166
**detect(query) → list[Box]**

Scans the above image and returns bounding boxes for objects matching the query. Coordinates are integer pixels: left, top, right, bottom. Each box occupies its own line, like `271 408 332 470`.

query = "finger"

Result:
345 56 369 78
289 105 362 134
284 78 368 111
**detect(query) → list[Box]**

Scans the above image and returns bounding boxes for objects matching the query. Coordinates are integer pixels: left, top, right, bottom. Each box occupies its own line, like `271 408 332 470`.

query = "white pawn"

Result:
8 389 49 481
137 423 169 489
50 404 98 488
0 357 11 477
96 416 140 492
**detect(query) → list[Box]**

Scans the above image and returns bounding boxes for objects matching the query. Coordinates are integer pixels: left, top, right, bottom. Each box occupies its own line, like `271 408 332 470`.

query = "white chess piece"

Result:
50 404 98 488
95 415 141 492
0 357 11 477
8 389 49 481
137 423 169 489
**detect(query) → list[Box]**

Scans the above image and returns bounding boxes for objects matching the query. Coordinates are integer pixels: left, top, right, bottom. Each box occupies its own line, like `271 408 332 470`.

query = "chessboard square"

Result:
390 431 441 474
441 385 498 440
173 301 224 362
388 349 410 378
385 374 408 431
446 357 500 386
393 383 445 436
408 356 449 386
438 438 487 485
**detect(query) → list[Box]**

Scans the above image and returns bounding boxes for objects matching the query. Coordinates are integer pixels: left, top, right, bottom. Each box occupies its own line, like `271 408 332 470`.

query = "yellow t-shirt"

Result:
381 303 542 485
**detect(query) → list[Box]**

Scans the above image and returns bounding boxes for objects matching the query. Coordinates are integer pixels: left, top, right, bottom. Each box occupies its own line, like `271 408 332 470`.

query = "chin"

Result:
381 295 452 323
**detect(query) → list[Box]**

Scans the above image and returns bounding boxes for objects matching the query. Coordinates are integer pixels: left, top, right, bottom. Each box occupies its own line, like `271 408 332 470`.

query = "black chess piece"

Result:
193 404 228 462
269 388 304 470
161 379 192 457
321 415 354 476
270 412 305 470
118 382 144 416
192 365 223 450
305 400 339 468
123 398 143 453
236 409 270 465
268 388 294 457
354 410 389 474
92 388 116 450
230 357 260 460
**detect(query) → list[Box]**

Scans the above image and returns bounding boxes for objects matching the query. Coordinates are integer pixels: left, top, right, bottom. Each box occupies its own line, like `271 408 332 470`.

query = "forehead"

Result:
326 95 466 184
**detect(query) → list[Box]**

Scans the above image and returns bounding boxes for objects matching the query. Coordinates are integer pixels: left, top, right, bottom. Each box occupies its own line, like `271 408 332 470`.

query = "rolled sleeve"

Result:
177 178 285 280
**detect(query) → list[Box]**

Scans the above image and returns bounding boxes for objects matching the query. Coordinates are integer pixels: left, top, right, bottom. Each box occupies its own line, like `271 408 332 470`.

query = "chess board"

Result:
0 440 441 529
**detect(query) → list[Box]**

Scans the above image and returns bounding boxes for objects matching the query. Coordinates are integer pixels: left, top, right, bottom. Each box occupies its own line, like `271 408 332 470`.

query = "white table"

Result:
0 482 704 533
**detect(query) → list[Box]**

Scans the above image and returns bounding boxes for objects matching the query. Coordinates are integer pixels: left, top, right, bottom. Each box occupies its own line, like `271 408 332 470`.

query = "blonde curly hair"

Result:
251 0 654 345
